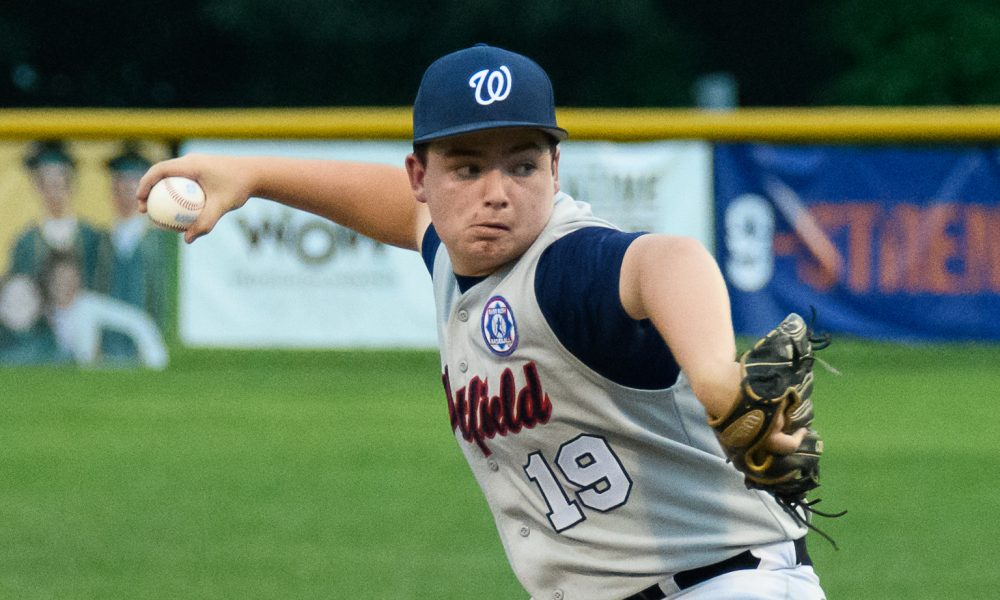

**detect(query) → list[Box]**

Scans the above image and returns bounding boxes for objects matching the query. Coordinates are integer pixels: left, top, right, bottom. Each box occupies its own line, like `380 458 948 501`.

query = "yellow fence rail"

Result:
2 106 1000 142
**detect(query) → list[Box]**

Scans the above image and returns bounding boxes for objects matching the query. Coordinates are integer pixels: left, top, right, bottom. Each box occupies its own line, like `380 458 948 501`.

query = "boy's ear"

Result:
405 153 427 204
552 146 561 194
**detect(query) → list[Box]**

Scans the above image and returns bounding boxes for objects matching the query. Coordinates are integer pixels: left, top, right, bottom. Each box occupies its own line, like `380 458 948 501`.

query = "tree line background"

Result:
1 0 999 109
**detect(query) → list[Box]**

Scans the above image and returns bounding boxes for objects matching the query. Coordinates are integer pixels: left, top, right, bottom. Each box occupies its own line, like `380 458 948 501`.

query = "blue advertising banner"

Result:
715 144 1000 341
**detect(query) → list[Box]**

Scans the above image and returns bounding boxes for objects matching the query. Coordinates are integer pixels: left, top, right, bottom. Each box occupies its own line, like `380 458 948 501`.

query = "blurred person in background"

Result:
0 272 65 365
41 252 168 370
101 143 171 361
8 140 108 291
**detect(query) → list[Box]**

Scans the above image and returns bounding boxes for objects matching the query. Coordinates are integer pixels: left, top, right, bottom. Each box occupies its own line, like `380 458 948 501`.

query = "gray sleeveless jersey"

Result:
429 192 806 600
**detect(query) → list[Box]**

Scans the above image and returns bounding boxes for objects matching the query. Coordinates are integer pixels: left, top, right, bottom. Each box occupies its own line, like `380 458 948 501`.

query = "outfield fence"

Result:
2 105 1000 141
2 107 999 349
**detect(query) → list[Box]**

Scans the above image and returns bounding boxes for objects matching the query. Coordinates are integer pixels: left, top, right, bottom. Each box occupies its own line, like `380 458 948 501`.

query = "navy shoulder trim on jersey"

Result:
421 225 441 275
535 227 681 390
420 224 487 292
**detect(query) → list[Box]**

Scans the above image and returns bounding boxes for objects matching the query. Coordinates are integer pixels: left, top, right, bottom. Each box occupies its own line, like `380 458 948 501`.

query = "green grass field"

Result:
3 340 999 599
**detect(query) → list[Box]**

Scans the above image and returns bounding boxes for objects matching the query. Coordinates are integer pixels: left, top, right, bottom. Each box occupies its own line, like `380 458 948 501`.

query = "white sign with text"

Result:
178 139 711 348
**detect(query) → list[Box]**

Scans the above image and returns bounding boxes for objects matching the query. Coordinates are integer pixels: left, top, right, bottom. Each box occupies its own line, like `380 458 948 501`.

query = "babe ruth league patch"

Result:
481 296 518 356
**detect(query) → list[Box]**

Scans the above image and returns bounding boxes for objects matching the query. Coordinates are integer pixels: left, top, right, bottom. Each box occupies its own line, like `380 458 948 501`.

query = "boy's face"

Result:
111 171 144 217
406 127 560 276
33 163 75 217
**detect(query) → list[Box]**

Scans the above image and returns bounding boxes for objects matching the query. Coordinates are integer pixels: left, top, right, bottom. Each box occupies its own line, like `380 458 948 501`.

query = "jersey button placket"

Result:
455 308 469 373
551 590 564 600
454 304 472 376
519 524 530 537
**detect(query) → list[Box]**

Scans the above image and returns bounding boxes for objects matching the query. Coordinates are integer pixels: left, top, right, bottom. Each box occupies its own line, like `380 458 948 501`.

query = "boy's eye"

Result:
513 162 538 176
456 164 480 178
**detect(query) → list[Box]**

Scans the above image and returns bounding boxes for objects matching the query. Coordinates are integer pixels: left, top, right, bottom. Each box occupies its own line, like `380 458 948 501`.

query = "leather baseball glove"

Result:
709 312 844 545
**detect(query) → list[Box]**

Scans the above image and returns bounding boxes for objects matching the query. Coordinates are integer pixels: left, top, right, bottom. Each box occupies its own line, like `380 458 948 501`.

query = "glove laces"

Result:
777 496 848 550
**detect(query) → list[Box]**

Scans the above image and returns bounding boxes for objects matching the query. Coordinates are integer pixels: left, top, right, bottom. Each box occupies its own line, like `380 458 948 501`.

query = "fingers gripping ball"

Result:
147 177 205 232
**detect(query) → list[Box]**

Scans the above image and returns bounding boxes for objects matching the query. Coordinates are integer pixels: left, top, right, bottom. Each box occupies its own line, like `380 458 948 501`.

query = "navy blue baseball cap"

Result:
412 44 568 144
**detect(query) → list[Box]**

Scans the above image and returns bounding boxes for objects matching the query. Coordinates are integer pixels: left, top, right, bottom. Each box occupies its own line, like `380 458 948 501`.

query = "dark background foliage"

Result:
0 1 995 108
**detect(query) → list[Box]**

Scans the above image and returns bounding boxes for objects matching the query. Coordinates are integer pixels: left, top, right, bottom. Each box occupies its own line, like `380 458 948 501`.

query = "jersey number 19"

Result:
523 434 633 532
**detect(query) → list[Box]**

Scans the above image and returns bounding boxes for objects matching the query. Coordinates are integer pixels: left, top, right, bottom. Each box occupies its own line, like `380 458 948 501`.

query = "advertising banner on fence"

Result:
178 140 711 348
177 140 426 348
559 141 713 247
715 143 1000 341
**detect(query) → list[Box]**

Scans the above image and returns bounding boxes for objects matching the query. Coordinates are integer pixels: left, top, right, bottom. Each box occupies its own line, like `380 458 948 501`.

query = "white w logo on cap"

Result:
469 66 512 106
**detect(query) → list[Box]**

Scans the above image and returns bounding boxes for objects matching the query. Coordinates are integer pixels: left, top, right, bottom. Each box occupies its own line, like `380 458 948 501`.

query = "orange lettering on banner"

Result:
772 232 798 255
993 209 1000 292
925 204 963 294
943 204 1000 294
878 207 902 293
878 203 1000 295
845 203 880 293
994 209 1000 293
806 203 880 293
900 205 926 294
797 204 840 291
964 206 988 294
992 208 1000 293
774 199 1000 296
878 204 924 293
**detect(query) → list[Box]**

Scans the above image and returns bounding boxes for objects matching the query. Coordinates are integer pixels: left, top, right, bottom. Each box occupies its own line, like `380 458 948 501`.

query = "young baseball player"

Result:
138 44 828 599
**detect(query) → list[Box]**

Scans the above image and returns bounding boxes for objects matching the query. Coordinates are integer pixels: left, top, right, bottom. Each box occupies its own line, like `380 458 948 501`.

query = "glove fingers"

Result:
741 313 815 401
744 429 823 497
782 372 814 432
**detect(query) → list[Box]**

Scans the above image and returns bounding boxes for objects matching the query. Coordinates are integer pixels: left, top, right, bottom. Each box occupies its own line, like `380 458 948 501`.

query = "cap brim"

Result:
414 121 568 144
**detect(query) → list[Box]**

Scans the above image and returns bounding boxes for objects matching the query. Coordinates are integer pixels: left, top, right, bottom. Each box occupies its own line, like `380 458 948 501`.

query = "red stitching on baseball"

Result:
163 178 204 211
152 219 188 232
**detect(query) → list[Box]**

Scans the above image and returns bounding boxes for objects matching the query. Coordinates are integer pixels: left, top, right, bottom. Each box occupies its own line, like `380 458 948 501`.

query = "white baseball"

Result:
146 177 206 232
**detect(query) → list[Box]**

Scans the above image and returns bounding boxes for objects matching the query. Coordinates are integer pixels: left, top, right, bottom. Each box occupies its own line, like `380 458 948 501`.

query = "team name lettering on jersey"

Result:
443 362 552 456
